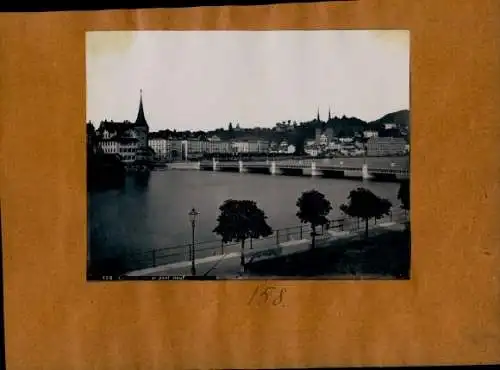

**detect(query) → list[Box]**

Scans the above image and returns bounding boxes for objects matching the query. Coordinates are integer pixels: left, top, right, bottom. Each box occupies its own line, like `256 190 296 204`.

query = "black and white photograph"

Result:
86 30 410 281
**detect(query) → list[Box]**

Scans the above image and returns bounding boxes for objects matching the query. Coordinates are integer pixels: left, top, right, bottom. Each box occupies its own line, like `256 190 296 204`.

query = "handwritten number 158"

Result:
248 284 287 306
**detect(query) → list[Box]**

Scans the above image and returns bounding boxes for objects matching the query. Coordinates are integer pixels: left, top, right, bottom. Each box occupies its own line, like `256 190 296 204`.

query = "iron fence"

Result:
90 208 409 275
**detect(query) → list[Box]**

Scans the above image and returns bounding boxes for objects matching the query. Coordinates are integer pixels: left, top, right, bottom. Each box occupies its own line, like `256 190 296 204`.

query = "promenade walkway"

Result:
115 209 406 273
125 219 407 278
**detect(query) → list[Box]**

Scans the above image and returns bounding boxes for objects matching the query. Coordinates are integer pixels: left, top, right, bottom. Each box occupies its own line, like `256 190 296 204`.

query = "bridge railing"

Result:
244 163 269 168
279 162 306 169
317 165 358 171
91 208 409 275
369 168 409 174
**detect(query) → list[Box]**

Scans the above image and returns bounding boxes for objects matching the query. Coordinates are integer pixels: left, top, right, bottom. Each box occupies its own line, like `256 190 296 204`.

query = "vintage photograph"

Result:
86 30 410 281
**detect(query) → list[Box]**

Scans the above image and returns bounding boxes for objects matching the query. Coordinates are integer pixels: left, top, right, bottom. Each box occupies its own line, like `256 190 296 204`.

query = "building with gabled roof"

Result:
96 90 150 164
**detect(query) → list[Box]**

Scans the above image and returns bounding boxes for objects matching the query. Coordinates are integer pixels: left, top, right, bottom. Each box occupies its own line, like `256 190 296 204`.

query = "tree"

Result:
86 122 99 155
87 152 126 191
296 190 333 249
340 188 392 238
213 200 273 270
398 179 410 215
228 122 233 131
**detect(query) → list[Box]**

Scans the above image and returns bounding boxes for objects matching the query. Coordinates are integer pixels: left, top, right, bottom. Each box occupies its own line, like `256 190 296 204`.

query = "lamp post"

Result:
188 208 199 276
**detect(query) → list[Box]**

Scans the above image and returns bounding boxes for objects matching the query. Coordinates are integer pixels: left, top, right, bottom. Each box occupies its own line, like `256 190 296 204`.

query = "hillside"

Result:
369 109 410 129
148 109 410 141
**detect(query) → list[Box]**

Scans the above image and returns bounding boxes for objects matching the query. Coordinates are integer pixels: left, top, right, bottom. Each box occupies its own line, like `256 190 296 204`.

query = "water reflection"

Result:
89 170 401 262
132 170 151 190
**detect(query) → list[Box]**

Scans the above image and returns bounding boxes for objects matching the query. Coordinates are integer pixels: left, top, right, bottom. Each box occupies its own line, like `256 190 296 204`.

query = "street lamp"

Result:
188 207 199 276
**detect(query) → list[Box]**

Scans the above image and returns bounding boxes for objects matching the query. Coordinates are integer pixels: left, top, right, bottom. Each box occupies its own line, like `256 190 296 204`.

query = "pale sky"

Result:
86 30 409 132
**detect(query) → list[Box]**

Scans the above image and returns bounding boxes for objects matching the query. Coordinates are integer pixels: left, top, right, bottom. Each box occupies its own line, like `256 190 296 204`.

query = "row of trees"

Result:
212 180 410 269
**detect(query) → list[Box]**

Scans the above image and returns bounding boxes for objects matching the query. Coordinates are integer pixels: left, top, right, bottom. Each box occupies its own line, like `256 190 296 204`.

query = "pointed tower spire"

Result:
135 89 148 127
316 107 320 122
328 107 331 121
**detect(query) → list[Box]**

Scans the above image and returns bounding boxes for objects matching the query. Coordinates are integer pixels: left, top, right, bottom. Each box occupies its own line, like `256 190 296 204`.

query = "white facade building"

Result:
231 140 269 153
305 147 319 157
339 137 354 143
207 140 231 153
231 141 249 153
149 138 169 159
328 142 341 151
366 137 407 156
319 133 329 146
363 130 379 138
96 90 150 164
99 138 139 163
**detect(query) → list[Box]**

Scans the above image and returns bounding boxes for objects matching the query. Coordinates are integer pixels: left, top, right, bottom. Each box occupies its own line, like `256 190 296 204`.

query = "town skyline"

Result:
86 30 410 132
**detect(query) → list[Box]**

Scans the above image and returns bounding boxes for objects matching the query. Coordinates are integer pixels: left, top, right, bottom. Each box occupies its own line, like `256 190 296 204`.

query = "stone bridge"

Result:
197 157 409 182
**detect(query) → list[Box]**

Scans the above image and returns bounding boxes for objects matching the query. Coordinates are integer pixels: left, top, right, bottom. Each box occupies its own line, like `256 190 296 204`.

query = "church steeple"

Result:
135 89 148 127
316 107 320 122
328 107 331 121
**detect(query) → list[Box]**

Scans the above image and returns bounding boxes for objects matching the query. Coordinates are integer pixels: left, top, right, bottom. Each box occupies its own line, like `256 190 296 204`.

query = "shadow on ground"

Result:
245 228 411 279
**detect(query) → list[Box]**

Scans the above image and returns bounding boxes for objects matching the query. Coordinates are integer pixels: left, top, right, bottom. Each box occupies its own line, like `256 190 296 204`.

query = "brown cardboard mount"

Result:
1 1 499 369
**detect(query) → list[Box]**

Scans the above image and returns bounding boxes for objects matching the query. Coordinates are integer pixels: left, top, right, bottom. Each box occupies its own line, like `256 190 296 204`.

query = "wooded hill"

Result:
149 109 410 144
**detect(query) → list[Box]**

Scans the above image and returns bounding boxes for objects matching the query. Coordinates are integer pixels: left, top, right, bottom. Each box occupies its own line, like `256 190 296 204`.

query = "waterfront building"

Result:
319 133 329 147
149 137 170 160
304 146 319 157
163 138 246 158
363 130 379 138
252 140 269 153
98 132 140 163
206 140 231 154
186 139 206 154
231 139 269 153
96 90 150 164
328 142 341 151
169 139 184 159
231 141 249 153
366 137 407 156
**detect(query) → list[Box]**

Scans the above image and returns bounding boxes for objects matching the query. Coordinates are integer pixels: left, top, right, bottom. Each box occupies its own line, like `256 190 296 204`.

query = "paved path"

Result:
139 211 405 268
125 221 407 278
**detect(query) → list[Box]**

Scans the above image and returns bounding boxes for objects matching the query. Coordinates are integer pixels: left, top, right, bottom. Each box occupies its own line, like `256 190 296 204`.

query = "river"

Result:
88 169 402 262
